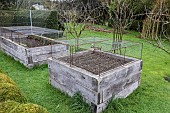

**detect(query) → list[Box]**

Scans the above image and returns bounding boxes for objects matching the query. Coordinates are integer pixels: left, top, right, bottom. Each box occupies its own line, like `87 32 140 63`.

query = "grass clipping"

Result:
0 101 49 113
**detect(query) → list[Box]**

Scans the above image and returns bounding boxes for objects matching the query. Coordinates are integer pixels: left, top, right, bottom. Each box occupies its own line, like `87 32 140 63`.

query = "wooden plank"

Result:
50 77 75 96
49 76 99 104
27 44 67 56
1 43 27 63
31 51 68 64
102 72 141 102
115 81 139 98
99 60 142 91
1 48 28 67
91 99 110 113
32 53 52 63
48 59 99 92
0 37 26 53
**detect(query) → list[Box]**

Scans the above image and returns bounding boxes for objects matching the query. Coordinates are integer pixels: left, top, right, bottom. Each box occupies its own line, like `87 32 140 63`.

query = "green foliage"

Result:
67 22 85 38
70 92 91 113
0 101 49 113
130 0 154 14
129 20 143 31
0 10 15 26
0 72 49 113
0 10 51 27
0 83 27 103
0 0 16 10
45 11 65 31
105 99 124 112
12 10 50 27
0 101 20 113
0 73 26 103
13 102 49 113
0 29 170 113
0 73 16 85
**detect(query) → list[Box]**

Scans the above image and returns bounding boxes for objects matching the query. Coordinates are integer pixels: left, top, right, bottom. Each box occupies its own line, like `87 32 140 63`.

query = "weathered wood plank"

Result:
0 37 26 53
49 76 99 104
115 81 139 98
48 52 142 113
0 35 68 68
27 44 67 55
99 60 142 91
102 72 141 102
31 51 68 64
1 43 27 63
50 77 75 96
48 58 99 92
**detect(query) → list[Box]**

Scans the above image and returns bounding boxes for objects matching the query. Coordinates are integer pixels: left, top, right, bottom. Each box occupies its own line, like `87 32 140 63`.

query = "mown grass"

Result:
0 29 170 113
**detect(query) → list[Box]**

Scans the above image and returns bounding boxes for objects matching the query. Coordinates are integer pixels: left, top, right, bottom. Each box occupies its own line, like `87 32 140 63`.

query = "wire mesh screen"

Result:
0 10 64 39
55 37 143 76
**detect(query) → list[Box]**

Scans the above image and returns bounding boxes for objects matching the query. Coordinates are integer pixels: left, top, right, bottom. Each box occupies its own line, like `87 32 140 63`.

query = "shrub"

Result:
0 83 27 103
0 73 49 113
129 20 143 32
12 10 51 27
0 11 15 27
0 101 49 113
45 11 65 31
13 103 49 113
0 101 20 113
0 73 16 85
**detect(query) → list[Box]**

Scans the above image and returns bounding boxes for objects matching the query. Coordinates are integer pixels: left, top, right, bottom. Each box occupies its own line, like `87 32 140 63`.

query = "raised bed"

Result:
48 50 142 113
0 35 68 68
0 26 63 39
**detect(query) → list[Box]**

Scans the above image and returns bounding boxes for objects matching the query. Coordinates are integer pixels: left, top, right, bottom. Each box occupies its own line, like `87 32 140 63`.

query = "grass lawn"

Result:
0 30 170 113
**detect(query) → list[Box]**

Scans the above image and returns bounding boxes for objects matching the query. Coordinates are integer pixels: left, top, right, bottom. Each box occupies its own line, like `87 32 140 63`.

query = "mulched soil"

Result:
59 51 132 75
10 36 58 48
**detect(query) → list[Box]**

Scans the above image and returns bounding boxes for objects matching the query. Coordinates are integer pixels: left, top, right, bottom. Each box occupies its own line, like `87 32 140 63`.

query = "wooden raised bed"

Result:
48 50 142 113
0 35 68 68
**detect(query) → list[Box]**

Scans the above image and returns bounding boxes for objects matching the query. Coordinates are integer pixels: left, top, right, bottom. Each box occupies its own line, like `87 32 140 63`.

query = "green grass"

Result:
0 29 170 113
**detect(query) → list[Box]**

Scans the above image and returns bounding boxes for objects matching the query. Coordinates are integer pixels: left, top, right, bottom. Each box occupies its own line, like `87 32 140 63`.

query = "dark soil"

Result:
59 51 132 75
10 35 59 48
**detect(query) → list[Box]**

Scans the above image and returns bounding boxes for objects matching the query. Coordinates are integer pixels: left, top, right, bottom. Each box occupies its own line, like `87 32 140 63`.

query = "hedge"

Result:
0 101 49 113
0 83 27 103
0 73 49 113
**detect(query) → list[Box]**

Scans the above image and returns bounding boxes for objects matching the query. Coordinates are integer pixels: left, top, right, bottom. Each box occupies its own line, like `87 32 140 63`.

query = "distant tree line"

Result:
0 0 46 10
0 0 16 10
0 0 169 53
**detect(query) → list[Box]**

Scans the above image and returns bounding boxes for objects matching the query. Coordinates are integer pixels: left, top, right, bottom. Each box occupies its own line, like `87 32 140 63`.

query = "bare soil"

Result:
86 25 128 34
10 35 58 48
59 51 132 75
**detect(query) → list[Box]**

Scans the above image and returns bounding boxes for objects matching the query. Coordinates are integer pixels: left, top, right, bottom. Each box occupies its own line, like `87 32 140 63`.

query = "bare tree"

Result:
100 0 134 51
141 0 170 54
59 0 97 49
